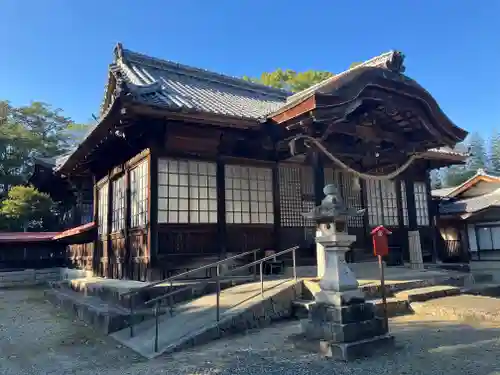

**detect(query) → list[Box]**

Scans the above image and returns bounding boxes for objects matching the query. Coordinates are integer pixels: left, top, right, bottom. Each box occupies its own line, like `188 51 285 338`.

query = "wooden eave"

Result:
268 68 468 153
127 100 263 130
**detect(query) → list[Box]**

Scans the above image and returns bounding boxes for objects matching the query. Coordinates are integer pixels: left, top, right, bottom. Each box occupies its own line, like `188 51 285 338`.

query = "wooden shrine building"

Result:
30 44 468 280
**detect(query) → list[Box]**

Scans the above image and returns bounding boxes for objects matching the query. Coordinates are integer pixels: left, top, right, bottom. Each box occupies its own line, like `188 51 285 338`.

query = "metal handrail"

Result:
122 248 259 298
127 247 259 338
141 245 300 353
144 245 299 307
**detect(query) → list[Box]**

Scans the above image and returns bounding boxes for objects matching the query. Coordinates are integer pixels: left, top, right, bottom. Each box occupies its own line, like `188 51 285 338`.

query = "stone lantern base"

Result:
292 300 394 361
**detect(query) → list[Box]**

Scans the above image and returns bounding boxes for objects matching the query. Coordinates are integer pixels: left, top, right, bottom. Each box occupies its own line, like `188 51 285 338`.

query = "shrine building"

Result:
30 44 468 280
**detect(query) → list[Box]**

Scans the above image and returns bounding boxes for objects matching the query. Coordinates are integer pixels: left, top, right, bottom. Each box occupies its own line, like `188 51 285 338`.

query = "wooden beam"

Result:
270 96 316 124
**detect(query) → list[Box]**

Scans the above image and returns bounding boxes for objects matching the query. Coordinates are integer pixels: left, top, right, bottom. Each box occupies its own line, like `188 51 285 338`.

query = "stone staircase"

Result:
292 271 500 321
43 267 500 359
45 275 255 334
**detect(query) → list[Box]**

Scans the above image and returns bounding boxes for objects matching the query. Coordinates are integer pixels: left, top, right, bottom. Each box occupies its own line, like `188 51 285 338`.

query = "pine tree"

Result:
466 132 487 172
489 129 500 174
430 169 443 189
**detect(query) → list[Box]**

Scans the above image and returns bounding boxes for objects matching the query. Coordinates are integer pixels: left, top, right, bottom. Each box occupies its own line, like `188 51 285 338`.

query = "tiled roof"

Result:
432 187 457 197
426 146 468 157
113 45 289 120
0 232 59 243
270 51 403 116
439 189 500 215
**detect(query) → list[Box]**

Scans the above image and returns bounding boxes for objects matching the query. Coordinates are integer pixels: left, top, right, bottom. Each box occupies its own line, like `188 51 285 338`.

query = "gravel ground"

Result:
1 288 500 375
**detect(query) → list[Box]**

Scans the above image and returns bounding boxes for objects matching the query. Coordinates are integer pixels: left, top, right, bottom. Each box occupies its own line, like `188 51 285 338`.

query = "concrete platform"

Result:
411 295 500 324
394 285 461 303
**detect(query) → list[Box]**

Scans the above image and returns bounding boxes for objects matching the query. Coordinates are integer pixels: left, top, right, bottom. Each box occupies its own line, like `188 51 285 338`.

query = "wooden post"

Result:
92 175 99 273
124 168 131 279
378 254 388 330
216 156 226 259
272 161 281 251
148 150 159 279
312 152 325 206
106 173 113 278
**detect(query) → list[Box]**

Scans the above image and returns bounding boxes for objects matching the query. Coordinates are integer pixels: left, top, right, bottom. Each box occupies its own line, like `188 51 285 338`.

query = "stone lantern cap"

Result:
302 184 365 224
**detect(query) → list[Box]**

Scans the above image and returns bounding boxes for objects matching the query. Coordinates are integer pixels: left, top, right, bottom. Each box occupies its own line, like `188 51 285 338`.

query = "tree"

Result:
466 132 487 172
0 100 91 192
430 169 443 189
243 69 334 92
0 185 57 231
489 129 500 174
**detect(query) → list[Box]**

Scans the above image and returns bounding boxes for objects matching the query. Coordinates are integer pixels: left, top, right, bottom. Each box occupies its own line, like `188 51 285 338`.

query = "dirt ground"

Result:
1 287 500 375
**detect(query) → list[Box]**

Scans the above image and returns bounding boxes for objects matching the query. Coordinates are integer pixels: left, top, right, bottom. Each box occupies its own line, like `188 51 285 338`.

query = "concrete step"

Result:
44 286 158 334
53 275 255 309
111 279 302 359
301 273 471 301
394 285 461 303
292 297 411 320
462 282 500 297
411 295 500 324
471 273 495 284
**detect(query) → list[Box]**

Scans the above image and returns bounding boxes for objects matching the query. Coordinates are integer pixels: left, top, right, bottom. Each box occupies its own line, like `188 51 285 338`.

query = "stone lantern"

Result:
294 184 394 361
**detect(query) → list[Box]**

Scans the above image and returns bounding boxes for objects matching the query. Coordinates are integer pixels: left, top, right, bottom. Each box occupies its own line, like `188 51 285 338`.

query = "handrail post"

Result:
253 249 257 280
292 246 297 281
129 295 134 338
259 262 264 297
216 264 221 322
154 301 160 353
169 280 174 316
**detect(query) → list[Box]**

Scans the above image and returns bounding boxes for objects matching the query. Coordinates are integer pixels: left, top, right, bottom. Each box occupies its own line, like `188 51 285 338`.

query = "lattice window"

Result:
158 159 218 224
414 181 429 226
279 165 303 227
325 168 364 227
111 176 125 232
400 181 409 227
130 160 148 228
279 165 315 228
225 165 273 224
97 182 108 236
367 180 399 227
300 166 315 228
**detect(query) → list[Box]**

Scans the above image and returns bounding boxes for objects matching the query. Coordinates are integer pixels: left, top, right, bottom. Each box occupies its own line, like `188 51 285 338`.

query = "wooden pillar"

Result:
124 168 131 278
425 164 438 263
312 152 325 206
148 150 159 265
404 174 417 263
216 156 227 259
272 161 281 251
92 175 99 273
106 172 113 277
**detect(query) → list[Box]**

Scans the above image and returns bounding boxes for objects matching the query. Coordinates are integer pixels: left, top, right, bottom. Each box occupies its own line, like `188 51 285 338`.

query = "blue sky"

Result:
1 0 499 138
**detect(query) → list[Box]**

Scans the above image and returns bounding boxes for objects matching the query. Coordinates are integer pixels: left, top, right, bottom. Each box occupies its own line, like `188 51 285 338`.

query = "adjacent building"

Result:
434 169 500 261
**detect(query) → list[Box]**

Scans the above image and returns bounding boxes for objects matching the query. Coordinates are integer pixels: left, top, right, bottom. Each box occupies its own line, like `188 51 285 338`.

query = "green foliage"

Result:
0 100 91 192
489 130 500 174
466 132 487 171
0 185 57 231
243 69 334 93
430 169 443 189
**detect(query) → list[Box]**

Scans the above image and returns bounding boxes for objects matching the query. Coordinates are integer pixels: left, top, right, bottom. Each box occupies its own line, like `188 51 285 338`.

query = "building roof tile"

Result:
114 46 289 120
